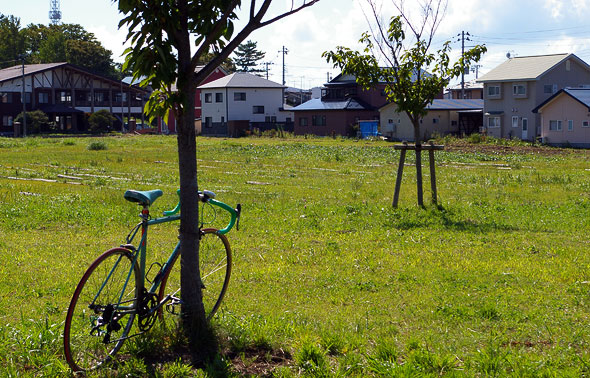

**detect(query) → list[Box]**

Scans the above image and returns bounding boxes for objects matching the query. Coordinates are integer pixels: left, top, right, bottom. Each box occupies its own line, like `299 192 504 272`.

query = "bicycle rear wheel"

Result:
159 228 232 326
64 247 140 372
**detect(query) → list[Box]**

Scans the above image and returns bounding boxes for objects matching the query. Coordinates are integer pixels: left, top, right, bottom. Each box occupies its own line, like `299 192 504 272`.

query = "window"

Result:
221 117 225 124
59 91 72 103
253 106 264 114
312 115 326 126
513 84 526 96
488 86 500 96
215 93 223 102
568 120 574 131
2 115 13 126
583 121 590 128
512 116 519 128
265 116 271 122
1 93 13 103
433 118 439 124
204 93 212 103
549 120 562 131
388 119 394 124
451 120 457 126
299 117 308 126
38 92 49 104
205 117 212 128
544 85 553 94
488 117 500 128
234 92 246 101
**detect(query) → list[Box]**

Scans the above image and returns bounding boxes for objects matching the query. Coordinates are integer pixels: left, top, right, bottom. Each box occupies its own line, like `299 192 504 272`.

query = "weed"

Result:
87 141 108 150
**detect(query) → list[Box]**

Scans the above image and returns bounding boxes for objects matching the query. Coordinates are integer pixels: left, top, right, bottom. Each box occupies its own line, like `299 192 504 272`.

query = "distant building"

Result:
198 72 293 136
533 87 590 147
380 99 483 141
0 62 147 134
477 53 590 141
446 80 483 99
284 87 312 107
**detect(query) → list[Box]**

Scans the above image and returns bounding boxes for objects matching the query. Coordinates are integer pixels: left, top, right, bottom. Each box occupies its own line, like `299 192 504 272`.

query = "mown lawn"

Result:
1 134 590 376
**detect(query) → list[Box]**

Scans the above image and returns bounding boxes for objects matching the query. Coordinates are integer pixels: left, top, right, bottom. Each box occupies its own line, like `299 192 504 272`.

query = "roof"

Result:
291 98 374 111
0 62 67 82
533 87 590 113
448 80 483 91
198 72 284 89
477 53 590 82
379 99 483 112
0 62 146 92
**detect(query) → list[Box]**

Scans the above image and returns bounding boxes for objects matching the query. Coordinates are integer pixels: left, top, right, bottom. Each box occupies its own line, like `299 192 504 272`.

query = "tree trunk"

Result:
413 122 424 207
176 39 216 363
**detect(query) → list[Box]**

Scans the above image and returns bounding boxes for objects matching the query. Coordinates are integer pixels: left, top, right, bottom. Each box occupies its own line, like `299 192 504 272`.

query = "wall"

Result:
538 93 590 146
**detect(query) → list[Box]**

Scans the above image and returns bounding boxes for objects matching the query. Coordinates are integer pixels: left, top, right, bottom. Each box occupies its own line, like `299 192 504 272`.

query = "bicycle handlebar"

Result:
163 189 241 235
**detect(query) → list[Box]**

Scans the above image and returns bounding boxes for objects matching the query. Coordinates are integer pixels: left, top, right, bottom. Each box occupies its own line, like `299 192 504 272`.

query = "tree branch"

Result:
258 0 320 28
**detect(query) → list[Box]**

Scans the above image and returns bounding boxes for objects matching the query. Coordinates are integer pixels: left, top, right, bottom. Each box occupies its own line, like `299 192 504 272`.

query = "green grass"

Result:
1 134 590 376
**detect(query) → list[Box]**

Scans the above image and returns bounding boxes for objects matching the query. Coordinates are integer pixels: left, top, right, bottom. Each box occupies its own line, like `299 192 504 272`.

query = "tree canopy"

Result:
233 40 265 74
0 14 120 78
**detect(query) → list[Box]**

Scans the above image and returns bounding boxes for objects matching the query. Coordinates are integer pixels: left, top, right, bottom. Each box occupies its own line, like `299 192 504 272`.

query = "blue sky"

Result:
3 0 590 88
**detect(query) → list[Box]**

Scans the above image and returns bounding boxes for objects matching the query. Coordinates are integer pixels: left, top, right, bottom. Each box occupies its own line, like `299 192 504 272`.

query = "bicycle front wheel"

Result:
159 228 232 326
64 247 140 372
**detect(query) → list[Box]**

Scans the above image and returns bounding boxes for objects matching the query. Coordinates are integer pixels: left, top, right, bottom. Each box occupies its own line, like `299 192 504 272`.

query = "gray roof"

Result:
0 62 66 83
533 87 590 113
426 99 483 110
448 80 483 91
198 72 284 89
379 99 483 112
291 98 373 111
477 53 589 82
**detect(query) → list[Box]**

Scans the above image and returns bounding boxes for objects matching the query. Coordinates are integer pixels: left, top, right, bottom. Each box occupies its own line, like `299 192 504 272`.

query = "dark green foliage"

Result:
15 110 49 134
0 14 24 66
234 40 265 74
88 110 116 133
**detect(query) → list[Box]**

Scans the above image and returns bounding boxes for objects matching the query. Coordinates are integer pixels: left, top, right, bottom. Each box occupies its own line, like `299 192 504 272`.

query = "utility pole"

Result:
263 62 273 80
457 31 471 99
20 56 27 137
470 64 482 79
279 46 288 85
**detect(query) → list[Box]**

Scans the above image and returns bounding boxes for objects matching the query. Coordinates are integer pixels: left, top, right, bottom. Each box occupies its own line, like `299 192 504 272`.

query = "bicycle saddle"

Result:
124 189 163 206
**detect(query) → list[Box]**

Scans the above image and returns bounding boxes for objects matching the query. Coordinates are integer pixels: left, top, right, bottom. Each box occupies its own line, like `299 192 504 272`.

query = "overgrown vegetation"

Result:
0 135 589 376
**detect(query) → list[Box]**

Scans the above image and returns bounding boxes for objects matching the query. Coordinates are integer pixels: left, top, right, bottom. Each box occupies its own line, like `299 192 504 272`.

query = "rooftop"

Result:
533 87 590 113
291 98 373 111
477 53 589 82
198 72 284 89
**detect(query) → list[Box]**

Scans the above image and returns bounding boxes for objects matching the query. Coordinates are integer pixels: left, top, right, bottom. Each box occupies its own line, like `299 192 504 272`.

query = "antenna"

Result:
49 0 62 25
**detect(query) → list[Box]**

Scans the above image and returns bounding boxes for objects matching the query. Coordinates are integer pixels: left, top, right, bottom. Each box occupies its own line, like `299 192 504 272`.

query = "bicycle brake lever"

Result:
235 204 241 231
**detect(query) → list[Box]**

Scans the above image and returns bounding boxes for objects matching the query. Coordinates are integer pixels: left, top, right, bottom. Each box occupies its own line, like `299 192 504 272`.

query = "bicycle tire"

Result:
158 228 232 326
64 247 140 372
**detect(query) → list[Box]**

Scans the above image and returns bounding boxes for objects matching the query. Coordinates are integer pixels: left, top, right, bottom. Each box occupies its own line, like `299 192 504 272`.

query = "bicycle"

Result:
63 189 241 372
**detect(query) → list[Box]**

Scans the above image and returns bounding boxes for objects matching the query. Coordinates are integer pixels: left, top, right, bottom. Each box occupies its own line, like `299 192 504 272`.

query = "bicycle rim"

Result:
159 228 232 326
64 247 139 372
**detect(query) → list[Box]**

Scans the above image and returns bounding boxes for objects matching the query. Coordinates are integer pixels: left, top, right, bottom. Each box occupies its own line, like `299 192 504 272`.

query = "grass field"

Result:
1 134 590 376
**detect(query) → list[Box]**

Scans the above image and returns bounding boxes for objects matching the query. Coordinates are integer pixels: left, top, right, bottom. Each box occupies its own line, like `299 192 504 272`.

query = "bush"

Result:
88 110 116 133
87 141 107 150
14 110 49 134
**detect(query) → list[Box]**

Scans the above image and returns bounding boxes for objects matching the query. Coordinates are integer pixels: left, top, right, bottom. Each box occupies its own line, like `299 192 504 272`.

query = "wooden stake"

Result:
392 143 407 208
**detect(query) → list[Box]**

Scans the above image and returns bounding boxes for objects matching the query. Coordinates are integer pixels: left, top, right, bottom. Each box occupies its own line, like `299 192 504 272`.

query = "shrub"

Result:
87 141 107 150
88 110 116 133
14 110 49 134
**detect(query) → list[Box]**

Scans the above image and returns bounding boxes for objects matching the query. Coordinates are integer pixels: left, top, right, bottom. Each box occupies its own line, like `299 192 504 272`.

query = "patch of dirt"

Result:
443 141 572 156
227 347 293 377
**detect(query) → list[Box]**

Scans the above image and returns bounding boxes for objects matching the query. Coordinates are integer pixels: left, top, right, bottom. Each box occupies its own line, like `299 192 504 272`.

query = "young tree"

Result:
323 0 486 207
118 0 320 361
234 40 265 74
88 109 116 133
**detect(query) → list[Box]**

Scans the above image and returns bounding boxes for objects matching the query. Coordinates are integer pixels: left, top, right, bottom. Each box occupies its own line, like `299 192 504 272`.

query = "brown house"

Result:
292 73 387 136
0 62 147 134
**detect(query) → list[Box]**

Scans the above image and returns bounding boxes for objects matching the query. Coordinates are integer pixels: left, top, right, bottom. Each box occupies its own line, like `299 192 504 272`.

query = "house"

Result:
292 73 388 137
198 72 292 136
446 80 483 99
476 53 590 141
532 87 590 147
0 62 147 134
379 99 483 141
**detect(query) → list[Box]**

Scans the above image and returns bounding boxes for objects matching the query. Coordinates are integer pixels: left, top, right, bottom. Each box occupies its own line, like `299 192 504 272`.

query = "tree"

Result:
323 0 486 207
88 109 116 133
234 40 265 74
199 51 236 73
20 23 119 78
0 14 25 66
118 0 320 362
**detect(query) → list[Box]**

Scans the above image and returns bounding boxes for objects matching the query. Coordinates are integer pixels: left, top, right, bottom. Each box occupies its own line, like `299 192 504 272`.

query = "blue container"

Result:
359 120 379 138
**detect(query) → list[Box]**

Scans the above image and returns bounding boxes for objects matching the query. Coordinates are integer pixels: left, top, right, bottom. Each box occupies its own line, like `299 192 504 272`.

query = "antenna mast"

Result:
49 0 62 25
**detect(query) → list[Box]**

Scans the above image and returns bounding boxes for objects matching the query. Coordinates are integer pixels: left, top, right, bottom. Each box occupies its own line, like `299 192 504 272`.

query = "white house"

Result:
198 72 293 136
